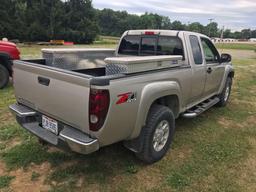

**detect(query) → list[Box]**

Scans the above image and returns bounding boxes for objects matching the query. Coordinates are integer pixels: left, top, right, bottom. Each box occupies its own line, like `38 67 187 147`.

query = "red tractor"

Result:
0 41 20 89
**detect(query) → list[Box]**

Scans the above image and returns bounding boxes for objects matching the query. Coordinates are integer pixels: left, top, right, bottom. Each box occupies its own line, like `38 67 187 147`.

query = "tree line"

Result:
0 0 255 44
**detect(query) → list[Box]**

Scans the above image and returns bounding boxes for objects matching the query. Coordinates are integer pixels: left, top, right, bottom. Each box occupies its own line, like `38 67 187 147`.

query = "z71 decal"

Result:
116 92 137 105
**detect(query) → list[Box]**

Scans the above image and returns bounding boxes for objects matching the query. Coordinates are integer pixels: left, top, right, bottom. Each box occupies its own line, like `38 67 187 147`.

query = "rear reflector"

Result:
89 89 110 132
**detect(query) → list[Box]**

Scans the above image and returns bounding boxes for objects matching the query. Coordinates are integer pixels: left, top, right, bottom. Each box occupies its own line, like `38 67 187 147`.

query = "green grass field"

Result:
215 43 256 51
0 45 255 191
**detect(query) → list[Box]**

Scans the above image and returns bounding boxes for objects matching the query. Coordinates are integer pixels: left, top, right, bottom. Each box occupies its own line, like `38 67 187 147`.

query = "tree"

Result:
223 29 231 38
205 22 219 37
188 22 204 33
0 1 254 43
62 0 99 43
241 29 251 39
171 21 185 30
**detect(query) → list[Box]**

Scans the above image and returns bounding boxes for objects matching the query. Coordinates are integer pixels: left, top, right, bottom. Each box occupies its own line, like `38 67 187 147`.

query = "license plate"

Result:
42 115 58 135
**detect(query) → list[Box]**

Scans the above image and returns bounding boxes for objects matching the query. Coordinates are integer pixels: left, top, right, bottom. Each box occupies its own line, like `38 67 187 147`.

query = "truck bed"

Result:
23 59 107 77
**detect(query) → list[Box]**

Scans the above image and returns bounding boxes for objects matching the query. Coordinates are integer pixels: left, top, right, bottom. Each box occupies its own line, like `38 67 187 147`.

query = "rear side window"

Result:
118 35 184 57
189 35 203 64
118 35 140 56
157 37 183 56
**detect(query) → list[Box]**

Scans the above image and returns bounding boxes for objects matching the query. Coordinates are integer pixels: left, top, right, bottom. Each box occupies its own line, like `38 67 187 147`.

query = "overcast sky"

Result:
92 0 256 31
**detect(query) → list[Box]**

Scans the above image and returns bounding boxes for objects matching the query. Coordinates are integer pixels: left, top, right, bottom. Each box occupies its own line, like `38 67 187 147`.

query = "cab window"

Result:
118 35 184 57
118 35 140 56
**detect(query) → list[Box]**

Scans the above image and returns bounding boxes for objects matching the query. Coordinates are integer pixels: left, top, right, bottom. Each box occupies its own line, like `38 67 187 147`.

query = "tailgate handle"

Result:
38 76 50 86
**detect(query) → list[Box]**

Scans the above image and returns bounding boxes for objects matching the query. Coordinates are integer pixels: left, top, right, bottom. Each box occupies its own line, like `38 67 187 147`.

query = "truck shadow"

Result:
45 141 144 185
45 108 219 186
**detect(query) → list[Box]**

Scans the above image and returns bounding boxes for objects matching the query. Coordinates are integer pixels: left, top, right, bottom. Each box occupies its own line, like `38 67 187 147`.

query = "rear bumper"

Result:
9 103 99 155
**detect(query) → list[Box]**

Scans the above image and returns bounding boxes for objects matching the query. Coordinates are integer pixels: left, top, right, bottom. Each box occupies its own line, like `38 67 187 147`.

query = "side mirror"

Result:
220 53 232 63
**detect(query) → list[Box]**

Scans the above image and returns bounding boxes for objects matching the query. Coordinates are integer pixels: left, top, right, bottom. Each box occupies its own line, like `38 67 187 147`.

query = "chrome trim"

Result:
59 133 99 154
182 112 197 118
9 103 36 117
59 133 98 146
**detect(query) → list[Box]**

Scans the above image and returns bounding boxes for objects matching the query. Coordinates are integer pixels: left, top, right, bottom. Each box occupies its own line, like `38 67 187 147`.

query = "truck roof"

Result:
124 30 209 39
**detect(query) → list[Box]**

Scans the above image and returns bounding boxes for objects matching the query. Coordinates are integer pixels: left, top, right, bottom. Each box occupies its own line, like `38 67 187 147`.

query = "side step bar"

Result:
182 97 220 118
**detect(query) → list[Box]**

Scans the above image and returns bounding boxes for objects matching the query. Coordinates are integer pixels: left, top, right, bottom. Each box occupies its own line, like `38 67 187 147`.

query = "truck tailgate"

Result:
13 61 91 133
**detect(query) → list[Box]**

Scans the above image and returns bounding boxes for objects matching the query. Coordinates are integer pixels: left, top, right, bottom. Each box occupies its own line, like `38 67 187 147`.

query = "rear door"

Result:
13 61 91 134
200 38 225 97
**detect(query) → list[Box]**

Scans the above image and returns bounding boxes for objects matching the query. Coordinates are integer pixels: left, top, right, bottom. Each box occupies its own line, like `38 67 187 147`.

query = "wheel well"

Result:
0 55 12 76
151 95 180 118
228 71 234 78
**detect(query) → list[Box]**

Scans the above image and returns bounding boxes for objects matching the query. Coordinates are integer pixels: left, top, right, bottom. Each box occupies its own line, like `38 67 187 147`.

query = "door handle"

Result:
207 67 212 74
38 76 50 86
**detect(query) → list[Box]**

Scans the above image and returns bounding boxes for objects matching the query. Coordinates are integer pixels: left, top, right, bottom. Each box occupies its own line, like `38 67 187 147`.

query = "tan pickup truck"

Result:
10 30 234 163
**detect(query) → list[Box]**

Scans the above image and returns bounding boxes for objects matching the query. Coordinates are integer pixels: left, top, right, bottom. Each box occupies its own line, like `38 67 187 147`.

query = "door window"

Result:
201 38 220 64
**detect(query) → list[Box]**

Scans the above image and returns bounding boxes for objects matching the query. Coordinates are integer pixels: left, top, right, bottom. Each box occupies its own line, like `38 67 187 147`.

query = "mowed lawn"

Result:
0 44 255 192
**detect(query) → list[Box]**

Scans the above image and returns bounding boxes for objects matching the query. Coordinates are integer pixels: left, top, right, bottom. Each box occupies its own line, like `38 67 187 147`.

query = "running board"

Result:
182 97 220 118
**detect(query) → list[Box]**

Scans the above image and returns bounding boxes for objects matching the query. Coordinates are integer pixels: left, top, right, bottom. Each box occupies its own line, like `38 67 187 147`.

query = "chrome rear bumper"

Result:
9 103 99 155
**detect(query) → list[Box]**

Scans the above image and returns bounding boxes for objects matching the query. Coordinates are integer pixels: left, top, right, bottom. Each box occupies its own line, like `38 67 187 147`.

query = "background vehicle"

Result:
10 30 234 163
0 41 20 89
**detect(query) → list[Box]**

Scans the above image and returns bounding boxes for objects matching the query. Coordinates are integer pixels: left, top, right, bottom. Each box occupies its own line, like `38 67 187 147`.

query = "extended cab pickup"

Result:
10 30 234 163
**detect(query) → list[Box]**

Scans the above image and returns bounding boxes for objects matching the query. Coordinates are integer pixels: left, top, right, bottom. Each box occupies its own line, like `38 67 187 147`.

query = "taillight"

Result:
145 31 155 35
89 89 110 132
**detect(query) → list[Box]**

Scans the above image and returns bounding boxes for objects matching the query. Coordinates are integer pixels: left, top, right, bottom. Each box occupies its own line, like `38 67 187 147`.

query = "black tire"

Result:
0 64 9 89
217 77 232 107
136 105 175 164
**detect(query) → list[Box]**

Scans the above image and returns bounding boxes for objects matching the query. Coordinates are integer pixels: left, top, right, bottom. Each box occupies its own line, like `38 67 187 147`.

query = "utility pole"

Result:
220 26 224 39
208 18 214 37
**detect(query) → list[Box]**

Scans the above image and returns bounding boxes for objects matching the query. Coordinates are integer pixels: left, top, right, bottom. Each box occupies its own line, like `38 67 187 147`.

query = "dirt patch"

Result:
134 167 163 191
232 99 256 108
7 139 22 149
0 161 6 175
47 146 64 153
165 145 192 164
218 117 235 129
9 162 51 192
245 116 256 126
0 111 15 126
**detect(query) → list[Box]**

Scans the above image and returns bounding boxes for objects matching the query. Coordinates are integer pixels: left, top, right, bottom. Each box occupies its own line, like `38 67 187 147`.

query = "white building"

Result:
249 38 256 42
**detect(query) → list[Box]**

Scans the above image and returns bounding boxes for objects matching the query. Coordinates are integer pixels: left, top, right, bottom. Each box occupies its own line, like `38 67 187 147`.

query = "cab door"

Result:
200 38 225 97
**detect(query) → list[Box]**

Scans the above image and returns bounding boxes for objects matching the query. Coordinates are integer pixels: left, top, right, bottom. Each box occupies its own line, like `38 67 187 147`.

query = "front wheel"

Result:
136 105 175 164
217 77 232 107
0 65 9 89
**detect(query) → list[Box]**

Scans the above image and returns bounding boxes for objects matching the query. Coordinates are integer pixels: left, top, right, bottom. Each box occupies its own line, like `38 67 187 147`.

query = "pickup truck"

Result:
10 30 234 163
0 41 20 89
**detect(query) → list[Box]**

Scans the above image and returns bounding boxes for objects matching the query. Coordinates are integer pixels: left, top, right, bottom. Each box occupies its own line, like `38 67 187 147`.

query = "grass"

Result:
31 171 40 181
215 43 256 51
0 175 15 189
0 46 256 191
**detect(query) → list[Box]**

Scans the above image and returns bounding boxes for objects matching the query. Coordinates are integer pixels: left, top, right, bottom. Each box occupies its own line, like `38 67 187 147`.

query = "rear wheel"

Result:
0 65 9 89
136 105 175 164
